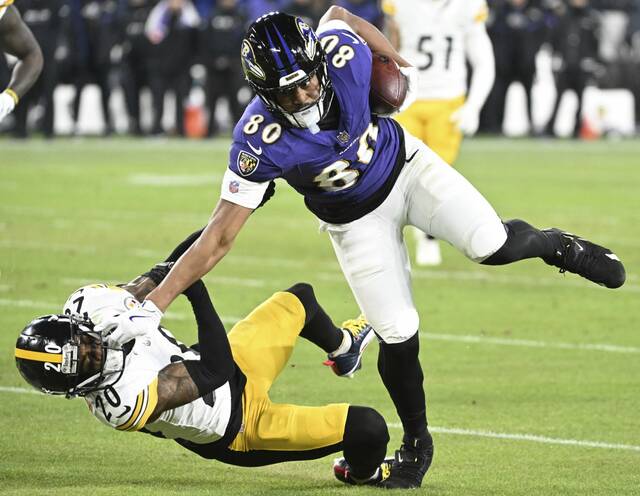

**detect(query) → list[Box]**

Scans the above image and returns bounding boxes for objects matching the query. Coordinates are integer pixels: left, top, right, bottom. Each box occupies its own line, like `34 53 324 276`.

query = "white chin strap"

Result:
284 101 323 134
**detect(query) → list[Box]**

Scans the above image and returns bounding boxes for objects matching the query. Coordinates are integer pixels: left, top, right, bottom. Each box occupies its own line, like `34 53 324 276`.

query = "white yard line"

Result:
3 137 638 154
2 235 638 287
128 174 221 187
387 423 640 452
0 382 636 452
0 138 232 152
318 269 640 292
421 332 640 354
0 386 41 395
1 296 636 355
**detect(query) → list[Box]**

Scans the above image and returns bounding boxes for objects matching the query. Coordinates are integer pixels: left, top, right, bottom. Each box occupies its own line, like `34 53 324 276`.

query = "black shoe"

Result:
323 315 375 378
333 457 392 486
542 229 625 289
381 434 434 489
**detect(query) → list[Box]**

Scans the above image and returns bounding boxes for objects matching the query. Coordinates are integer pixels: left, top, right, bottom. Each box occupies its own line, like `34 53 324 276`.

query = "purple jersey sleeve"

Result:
228 100 284 184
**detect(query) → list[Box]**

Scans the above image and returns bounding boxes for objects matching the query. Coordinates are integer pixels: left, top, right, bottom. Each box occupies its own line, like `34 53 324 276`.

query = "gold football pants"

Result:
228 291 349 453
395 96 465 165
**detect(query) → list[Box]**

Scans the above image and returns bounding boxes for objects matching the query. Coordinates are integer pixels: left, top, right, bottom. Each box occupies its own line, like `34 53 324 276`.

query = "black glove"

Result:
142 261 175 286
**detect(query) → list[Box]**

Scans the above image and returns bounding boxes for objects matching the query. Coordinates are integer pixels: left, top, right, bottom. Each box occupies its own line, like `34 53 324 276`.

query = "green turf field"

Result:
1 137 638 495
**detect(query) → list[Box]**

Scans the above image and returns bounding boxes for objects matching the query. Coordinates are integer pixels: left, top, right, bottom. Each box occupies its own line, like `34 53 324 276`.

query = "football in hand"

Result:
369 53 408 115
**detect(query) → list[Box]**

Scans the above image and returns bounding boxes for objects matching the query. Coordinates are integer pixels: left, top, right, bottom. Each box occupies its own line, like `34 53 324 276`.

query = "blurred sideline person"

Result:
11 0 65 138
97 8 625 490
198 0 245 137
384 0 495 266
0 1 43 125
483 0 550 136
118 0 157 136
145 0 199 136
544 0 600 138
69 0 119 135
15 233 393 486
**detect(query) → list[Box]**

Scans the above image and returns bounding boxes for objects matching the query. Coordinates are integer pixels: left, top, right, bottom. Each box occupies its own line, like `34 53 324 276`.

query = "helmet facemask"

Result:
257 63 334 134
67 314 126 398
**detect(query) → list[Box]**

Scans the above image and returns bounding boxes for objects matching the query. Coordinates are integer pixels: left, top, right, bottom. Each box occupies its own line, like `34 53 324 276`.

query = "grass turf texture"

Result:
1 137 638 495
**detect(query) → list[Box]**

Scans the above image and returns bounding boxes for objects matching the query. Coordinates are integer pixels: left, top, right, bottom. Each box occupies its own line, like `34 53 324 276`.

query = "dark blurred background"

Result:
1 0 638 138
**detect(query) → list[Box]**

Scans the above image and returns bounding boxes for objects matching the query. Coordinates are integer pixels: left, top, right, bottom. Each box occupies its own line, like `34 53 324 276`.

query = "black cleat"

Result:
381 434 434 489
333 457 392 486
542 229 625 289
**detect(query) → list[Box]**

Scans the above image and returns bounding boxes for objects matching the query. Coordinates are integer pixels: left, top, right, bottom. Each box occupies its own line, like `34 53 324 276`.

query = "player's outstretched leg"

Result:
324 315 376 378
482 219 625 289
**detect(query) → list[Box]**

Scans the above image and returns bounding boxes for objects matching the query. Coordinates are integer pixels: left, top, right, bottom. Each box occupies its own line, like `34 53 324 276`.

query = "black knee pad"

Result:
344 406 390 447
343 406 389 478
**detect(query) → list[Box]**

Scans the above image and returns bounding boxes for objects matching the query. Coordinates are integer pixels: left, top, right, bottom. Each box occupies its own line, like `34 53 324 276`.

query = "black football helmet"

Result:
15 314 125 398
241 12 333 132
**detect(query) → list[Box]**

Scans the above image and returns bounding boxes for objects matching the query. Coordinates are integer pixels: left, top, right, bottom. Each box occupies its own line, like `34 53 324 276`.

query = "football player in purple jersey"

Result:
98 6 625 489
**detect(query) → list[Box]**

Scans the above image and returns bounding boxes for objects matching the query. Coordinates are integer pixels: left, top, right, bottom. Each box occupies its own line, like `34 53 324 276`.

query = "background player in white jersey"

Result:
14 236 394 487
384 0 495 265
95 6 625 490
0 1 43 123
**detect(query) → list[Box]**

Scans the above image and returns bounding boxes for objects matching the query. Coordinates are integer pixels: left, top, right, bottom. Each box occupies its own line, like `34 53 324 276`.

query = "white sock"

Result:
329 329 352 357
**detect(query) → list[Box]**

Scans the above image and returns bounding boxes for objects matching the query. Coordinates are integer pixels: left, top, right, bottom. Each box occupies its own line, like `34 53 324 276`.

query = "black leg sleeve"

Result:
286 283 343 354
139 228 206 286
378 334 428 440
164 228 205 263
342 406 390 479
481 219 555 265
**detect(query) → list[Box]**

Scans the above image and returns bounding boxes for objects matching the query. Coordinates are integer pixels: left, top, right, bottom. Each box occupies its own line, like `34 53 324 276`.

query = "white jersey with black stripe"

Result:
384 0 489 100
65 285 233 444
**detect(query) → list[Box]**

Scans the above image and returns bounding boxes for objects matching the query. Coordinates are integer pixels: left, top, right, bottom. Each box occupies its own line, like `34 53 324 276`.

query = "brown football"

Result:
369 53 408 115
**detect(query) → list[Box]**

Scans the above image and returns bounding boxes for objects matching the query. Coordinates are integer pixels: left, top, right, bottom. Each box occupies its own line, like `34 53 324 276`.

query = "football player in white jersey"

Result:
15 235 394 487
384 0 496 265
0 1 43 123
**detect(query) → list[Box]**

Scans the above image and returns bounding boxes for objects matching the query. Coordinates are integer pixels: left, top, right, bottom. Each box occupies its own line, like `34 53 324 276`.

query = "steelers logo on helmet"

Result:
240 12 334 133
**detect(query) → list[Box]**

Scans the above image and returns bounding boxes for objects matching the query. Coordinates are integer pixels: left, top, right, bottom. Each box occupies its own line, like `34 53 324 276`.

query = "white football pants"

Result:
320 128 507 343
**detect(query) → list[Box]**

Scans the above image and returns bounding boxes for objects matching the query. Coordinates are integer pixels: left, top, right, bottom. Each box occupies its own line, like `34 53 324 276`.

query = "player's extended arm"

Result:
0 6 43 100
148 279 235 422
96 200 251 343
319 5 410 68
465 25 495 111
451 22 495 136
147 199 253 312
